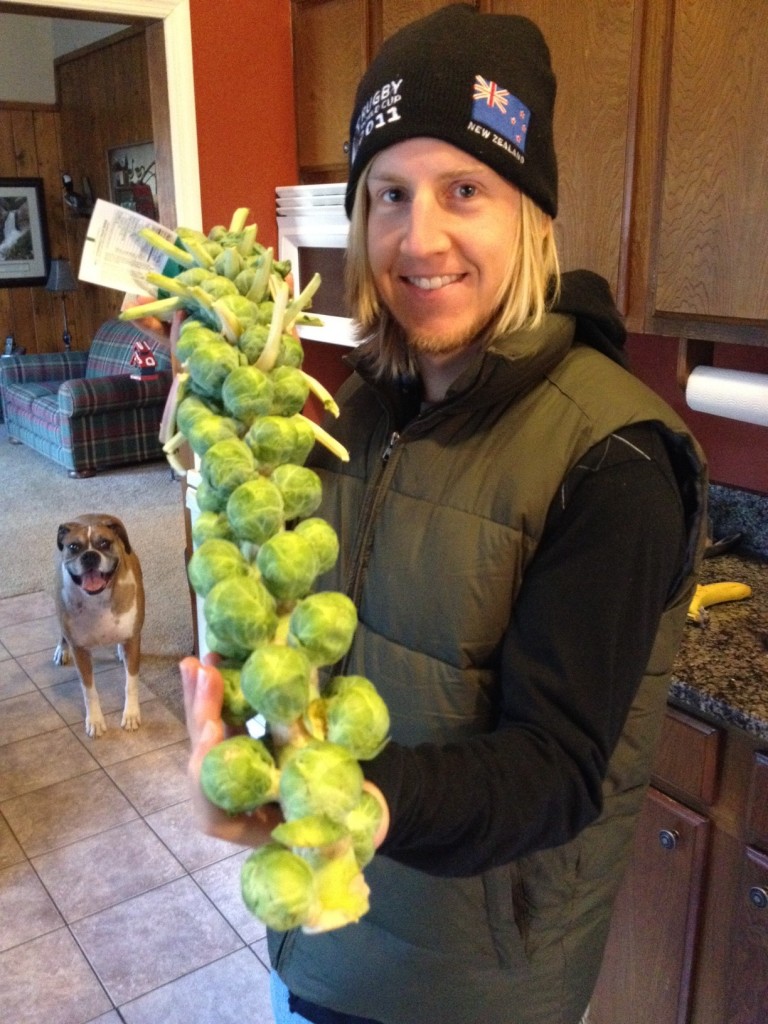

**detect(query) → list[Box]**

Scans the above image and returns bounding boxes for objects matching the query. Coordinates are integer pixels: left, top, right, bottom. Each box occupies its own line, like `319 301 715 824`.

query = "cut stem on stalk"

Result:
299 415 349 462
284 273 322 332
256 281 290 372
300 371 340 418
138 227 197 268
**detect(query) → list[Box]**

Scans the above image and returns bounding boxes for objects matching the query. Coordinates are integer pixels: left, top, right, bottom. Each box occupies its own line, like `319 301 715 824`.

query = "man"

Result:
182 6 708 1023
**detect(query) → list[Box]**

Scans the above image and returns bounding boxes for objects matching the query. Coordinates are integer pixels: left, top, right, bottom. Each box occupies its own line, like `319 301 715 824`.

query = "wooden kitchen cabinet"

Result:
651 0 768 337
290 0 768 345
588 788 710 1024
590 707 768 1024
726 847 768 1024
292 0 368 177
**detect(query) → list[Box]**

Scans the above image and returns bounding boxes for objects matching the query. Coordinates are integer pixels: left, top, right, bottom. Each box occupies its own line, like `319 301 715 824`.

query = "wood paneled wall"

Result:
0 26 171 355
0 103 68 355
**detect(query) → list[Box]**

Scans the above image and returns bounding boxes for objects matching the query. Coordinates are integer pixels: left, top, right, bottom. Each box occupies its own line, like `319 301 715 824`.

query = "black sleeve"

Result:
363 423 687 876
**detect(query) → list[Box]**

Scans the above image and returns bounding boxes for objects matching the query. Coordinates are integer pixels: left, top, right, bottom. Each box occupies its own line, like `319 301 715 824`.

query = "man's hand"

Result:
180 655 282 846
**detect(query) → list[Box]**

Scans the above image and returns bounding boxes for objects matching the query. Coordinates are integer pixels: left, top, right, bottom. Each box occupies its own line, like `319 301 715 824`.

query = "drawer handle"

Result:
749 886 768 910
659 829 679 851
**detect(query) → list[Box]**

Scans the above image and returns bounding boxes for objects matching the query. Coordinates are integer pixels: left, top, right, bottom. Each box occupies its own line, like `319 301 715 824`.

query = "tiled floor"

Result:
0 591 276 1024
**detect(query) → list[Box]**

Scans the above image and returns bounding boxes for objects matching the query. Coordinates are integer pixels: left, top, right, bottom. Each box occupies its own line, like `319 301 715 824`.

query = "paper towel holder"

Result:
676 338 715 392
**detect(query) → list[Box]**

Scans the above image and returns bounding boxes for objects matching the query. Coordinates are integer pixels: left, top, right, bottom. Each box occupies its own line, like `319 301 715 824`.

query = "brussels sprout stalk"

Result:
120 205 391 937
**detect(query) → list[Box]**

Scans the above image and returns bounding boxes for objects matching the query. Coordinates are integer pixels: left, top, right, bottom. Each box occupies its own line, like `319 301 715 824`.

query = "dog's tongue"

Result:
82 571 106 594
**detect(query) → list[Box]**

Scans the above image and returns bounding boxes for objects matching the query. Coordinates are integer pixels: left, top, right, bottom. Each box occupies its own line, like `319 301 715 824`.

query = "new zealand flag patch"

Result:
471 75 530 154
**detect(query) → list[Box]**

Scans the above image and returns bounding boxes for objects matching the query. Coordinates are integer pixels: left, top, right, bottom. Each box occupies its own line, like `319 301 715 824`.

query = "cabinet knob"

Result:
748 886 768 910
658 829 679 850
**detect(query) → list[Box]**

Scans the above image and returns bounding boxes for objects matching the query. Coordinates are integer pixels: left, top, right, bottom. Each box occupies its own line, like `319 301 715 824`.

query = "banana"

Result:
687 581 752 626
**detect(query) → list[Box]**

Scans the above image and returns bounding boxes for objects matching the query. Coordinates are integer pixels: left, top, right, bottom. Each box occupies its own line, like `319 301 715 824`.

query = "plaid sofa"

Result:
0 319 172 476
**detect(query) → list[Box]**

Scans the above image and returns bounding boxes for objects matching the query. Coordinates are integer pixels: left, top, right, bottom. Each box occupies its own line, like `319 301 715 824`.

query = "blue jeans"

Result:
270 971 314 1024
270 969 591 1024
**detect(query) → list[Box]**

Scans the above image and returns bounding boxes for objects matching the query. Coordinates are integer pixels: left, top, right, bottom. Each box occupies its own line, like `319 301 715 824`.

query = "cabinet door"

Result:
725 846 768 1024
292 0 368 180
489 0 642 310
379 0 459 41
589 788 710 1024
653 0 768 324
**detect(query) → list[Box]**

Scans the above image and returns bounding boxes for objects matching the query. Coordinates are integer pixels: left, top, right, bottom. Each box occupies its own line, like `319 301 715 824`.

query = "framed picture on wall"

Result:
108 142 159 221
0 177 50 288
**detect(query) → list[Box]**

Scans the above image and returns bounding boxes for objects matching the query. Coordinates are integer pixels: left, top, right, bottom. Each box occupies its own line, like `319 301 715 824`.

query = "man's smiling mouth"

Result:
405 274 463 290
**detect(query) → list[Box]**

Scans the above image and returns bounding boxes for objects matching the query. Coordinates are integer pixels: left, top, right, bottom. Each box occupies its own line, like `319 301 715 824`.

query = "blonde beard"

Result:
404 310 493 357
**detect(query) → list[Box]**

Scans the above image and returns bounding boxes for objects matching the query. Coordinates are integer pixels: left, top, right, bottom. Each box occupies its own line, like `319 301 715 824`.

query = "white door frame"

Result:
4 0 202 228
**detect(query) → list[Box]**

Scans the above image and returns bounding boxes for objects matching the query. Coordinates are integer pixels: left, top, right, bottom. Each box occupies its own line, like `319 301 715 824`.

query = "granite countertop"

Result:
670 551 768 742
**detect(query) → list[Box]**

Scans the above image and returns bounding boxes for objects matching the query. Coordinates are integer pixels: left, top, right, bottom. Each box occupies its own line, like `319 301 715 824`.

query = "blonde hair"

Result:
345 161 561 380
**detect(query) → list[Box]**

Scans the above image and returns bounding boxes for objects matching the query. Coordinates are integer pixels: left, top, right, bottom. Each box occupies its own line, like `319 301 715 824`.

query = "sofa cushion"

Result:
2 381 60 412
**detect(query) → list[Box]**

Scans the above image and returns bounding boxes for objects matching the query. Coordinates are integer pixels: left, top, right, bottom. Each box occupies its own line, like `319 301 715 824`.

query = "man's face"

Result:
366 137 522 358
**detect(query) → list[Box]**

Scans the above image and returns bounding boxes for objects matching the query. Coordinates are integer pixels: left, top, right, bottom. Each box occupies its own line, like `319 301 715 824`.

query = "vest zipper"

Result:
382 431 400 462
344 429 403 619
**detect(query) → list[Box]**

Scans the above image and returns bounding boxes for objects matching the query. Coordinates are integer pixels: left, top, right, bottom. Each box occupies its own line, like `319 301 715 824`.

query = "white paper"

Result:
78 199 178 296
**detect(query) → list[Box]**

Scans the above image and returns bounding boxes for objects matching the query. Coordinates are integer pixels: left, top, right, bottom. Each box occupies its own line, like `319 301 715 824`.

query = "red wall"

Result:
189 0 298 250
625 334 768 494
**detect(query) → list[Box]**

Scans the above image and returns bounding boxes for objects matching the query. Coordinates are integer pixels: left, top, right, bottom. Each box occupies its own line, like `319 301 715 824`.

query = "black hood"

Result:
553 269 628 368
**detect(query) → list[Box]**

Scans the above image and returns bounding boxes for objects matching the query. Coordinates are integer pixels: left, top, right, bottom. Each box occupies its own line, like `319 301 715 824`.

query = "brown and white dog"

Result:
54 514 145 738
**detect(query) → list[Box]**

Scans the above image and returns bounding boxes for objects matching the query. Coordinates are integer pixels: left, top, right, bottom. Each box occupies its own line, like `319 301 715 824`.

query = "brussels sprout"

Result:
245 415 314 471
226 476 285 546
186 337 241 400
254 300 275 325
241 844 314 931
279 740 364 822
288 591 358 666
294 518 339 575
219 665 258 728
213 248 245 281
221 364 274 424
175 323 223 363
269 365 310 417
275 333 304 368
214 293 260 332
191 509 236 547
199 734 279 814
176 266 217 287
200 274 239 299
324 675 390 760
241 643 312 727
271 463 323 521
237 323 270 364
205 624 249 661
204 575 278 657
344 790 385 867
257 531 319 603
194 475 226 513
175 392 222 434
271 814 344 850
306 843 370 932
201 437 256 498
185 409 242 457
187 538 251 597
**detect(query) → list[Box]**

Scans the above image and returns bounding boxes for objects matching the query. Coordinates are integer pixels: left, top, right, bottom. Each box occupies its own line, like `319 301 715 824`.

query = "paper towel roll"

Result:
685 366 768 426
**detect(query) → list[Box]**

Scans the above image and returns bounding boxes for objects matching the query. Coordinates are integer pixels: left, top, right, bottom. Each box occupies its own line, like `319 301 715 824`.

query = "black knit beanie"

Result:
345 3 558 219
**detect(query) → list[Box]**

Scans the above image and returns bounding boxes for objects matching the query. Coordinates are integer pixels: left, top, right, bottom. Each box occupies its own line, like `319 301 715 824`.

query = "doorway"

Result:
1 0 201 227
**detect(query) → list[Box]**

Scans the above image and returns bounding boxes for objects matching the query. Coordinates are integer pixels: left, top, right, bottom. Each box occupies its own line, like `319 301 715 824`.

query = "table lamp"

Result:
46 258 78 351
